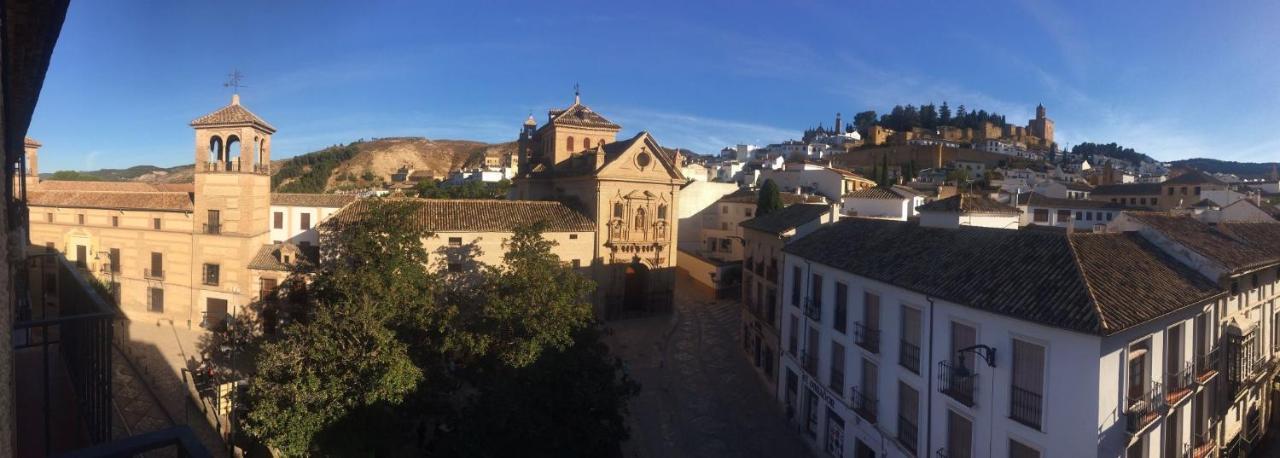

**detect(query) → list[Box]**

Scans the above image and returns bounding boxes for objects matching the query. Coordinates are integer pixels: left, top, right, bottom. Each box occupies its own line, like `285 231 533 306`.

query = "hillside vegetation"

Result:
1171 158 1280 179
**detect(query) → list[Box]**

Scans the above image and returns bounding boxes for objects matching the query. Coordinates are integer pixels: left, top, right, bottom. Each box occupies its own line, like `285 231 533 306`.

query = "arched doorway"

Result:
624 260 649 312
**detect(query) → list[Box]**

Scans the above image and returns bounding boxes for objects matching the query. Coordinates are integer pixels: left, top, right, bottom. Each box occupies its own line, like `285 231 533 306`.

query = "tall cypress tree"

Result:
756 179 784 217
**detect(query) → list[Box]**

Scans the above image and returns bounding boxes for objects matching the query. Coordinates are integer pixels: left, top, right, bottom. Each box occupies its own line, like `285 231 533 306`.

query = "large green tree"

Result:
756 179 784 217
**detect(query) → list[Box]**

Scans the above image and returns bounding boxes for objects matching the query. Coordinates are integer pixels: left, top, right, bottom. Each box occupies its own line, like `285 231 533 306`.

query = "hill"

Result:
1170 158 1279 179
49 136 517 193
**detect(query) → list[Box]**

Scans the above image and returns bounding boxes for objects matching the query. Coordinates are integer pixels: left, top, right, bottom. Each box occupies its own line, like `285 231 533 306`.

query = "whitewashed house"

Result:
842 186 927 220
916 194 1021 229
1015 192 1134 230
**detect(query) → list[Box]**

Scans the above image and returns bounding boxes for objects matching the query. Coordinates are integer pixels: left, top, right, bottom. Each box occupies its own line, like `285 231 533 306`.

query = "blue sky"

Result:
28 0 1280 171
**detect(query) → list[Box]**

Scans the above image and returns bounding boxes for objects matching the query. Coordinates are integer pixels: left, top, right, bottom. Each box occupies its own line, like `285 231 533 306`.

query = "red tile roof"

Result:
332 199 595 233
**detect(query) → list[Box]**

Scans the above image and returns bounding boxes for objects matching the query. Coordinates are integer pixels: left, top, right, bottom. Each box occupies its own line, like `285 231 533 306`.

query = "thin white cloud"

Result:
610 108 797 155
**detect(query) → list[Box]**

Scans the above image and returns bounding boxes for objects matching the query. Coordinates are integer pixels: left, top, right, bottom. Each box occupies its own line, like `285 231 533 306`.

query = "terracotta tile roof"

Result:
332 199 596 233
1164 170 1225 186
739 203 831 235
784 218 1220 335
28 190 193 212
1217 222 1280 259
1016 192 1137 210
37 180 180 192
1064 181 1094 191
1091 183 1161 196
916 194 1020 215
24 137 40 148
547 102 620 130
271 193 358 208
844 186 912 200
248 243 311 271
717 188 825 205
190 98 276 133
1126 212 1276 273
154 183 195 193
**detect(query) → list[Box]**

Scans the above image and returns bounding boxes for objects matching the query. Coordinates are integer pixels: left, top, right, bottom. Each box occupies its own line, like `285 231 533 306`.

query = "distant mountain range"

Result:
1168 158 1279 179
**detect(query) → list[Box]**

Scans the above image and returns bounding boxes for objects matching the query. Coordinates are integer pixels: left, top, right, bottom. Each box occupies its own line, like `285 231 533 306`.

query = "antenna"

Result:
574 82 581 104
224 69 247 93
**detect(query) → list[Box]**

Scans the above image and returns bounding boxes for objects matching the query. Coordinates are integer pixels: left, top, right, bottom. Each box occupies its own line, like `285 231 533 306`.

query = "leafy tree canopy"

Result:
756 179 784 217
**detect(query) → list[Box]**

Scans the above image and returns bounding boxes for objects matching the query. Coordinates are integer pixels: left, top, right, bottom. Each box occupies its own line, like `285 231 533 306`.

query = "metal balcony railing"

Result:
897 415 918 454
1190 431 1215 458
850 386 877 424
900 340 920 374
1166 361 1195 405
1195 347 1219 383
1010 386 1043 429
854 322 880 354
1125 381 1164 433
15 254 117 456
938 360 976 407
803 298 821 321
144 268 164 280
202 222 221 235
829 368 844 394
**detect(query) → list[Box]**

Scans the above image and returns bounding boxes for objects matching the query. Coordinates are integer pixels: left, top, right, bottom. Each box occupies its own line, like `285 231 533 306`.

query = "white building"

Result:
699 188 824 262
776 214 1280 458
721 143 759 162
916 194 1021 229
1015 192 1133 230
268 193 358 247
758 162 876 203
974 139 1028 157
841 186 927 221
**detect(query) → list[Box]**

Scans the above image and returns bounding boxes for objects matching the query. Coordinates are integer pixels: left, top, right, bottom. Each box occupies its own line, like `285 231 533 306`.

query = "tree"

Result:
756 179 783 217
939 101 952 126
878 154 891 187
48 170 103 181
920 103 938 130
853 110 878 131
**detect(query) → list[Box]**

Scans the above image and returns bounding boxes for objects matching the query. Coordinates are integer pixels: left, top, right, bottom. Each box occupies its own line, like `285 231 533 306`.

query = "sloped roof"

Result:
37 180 184 192
24 137 40 148
717 187 825 205
916 194 1020 215
1218 222 1280 259
739 203 830 235
844 186 910 200
332 199 596 233
1126 212 1276 273
190 96 276 133
28 190 193 212
1091 183 1161 196
547 102 620 130
271 193 358 208
1164 170 1225 186
1016 192 1136 210
784 218 1220 335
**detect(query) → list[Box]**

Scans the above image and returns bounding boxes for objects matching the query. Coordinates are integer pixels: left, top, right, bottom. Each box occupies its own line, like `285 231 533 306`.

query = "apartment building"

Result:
701 188 823 262
739 203 838 391
776 214 1280 458
1015 192 1139 230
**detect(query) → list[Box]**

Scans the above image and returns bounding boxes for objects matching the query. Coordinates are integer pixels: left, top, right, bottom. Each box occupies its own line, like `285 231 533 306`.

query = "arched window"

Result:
226 135 241 164
209 136 224 162
256 139 266 167
613 202 624 219
634 208 646 230
657 204 668 220
583 137 591 149
566 136 575 151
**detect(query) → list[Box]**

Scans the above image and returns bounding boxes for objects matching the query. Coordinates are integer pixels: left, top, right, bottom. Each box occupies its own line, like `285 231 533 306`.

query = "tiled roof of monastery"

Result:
547 102 620 130
916 194 1020 215
332 199 596 233
739 203 831 235
36 180 187 193
28 190 193 212
271 193 358 208
190 97 276 132
1126 212 1276 274
783 218 1222 335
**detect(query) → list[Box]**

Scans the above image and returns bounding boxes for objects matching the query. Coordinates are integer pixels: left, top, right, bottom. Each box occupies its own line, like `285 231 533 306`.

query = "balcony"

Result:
803 298 821 321
897 416 918 455
854 322 880 354
1166 361 1195 405
1125 381 1164 433
1189 431 1216 458
1195 348 1219 384
850 386 877 424
801 350 818 377
829 369 844 394
15 254 116 456
144 268 164 280
202 222 221 235
1010 386 1043 429
899 340 920 373
938 360 976 407
202 159 269 174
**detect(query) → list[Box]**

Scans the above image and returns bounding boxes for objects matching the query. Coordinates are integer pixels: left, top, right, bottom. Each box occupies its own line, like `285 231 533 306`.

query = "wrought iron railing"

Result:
15 254 116 456
203 222 221 235
938 360 976 406
1010 385 1042 429
1195 347 1219 383
854 322 880 353
829 368 844 394
144 267 164 280
897 415 918 454
850 386 877 424
900 340 920 374
803 297 821 321
1166 361 1195 405
1190 431 1215 458
1125 380 1164 433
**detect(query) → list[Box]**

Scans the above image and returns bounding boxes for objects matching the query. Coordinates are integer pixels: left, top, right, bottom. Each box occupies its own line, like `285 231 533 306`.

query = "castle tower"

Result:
835 112 842 134
189 94 276 318
21 137 40 192
518 114 537 173
539 90 621 170
1028 103 1054 146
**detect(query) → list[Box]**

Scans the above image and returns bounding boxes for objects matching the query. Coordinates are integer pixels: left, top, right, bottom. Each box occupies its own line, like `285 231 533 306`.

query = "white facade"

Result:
676 180 740 252
269 204 347 246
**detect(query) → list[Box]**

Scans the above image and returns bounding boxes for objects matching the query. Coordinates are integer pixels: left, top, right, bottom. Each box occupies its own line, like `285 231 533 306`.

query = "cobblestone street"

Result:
606 274 812 458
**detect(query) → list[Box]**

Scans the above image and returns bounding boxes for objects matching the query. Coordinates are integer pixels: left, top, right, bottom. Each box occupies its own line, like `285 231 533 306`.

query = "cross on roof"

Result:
224 69 247 93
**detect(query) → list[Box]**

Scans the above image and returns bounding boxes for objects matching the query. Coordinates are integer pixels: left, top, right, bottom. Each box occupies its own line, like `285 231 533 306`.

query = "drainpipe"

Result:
926 296 937 457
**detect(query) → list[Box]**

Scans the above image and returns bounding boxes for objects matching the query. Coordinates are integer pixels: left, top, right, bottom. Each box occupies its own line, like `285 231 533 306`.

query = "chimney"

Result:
231 93 240 105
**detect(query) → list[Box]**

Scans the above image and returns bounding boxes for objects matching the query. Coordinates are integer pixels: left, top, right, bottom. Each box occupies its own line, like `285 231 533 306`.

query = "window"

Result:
744 207 753 217
148 287 164 313
566 136 575 151
1106 213 1113 221
1009 439 1040 458
1140 198 1148 205
1075 211 1083 221
153 218 161 230
108 248 120 274
825 407 845 456
1033 209 1048 223
1056 209 1070 222
901 307 922 373
833 282 848 333
447 262 462 272
300 213 311 230
718 238 731 251
1181 187 1188 195
206 209 220 234
1011 339 1045 429
203 263 220 286
582 137 590 149
204 298 228 329
112 216 119 227
77 214 85 225
722 205 728 214
45 212 53 223
658 204 668 220
898 382 919 454
1168 187 1176 196
569 233 578 240
946 409 973 458
810 273 823 316
829 341 845 393
789 315 799 355
1194 186 1201 195
448 237 462 247
613 203 624 219
75 245 87 268
273 211 283 229
860 358 878 419
1164 410 1179 458
791 266 802 307
149 252 163 279
1151 198 1157 206
1127 339 1151 410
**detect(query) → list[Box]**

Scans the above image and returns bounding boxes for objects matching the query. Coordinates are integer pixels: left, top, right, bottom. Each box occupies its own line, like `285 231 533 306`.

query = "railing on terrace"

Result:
15 254 116 456
144 268 164 280
1190 431 1216 458
854 322 880 354
1195 347 1220 383
203 222 221 235
1125 381 1164 433
897 415 918 454
202 160 269 174
899 340 920 373
1010 386 1043 429
1166 361 1195 405
850 386 877 424
803 297 821 321
937 360 976 407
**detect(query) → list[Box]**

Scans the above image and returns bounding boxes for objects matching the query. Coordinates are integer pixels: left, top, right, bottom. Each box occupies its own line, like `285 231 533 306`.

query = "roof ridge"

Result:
1066 233 1110 333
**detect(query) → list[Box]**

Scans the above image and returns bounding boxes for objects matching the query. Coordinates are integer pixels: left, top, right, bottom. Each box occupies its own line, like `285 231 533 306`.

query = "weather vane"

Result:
224 69 247 93
574 82 581 103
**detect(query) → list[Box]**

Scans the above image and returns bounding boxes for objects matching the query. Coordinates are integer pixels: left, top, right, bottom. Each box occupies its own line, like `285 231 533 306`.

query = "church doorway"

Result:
624 261 649 312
